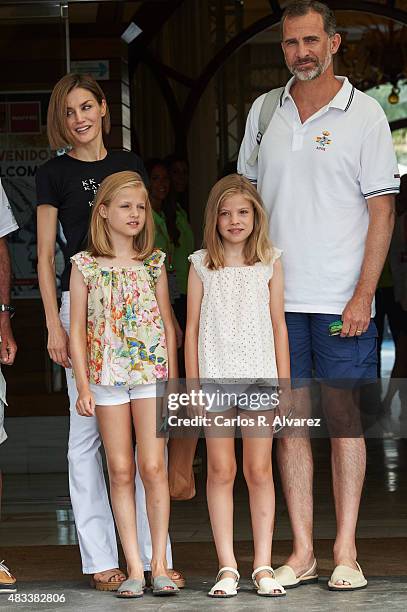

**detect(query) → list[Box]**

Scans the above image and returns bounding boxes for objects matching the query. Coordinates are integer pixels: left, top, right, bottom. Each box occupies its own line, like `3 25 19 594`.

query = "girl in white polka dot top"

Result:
185 174 290 598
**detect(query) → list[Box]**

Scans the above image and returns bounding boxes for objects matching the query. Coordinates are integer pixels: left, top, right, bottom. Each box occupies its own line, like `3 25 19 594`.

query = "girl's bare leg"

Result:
131 398 170 583
242 433 274 578
206 433 237 588
96 403 144 585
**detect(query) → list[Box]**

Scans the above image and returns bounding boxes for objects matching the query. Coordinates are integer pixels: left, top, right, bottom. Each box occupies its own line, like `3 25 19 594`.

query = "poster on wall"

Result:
0 92 65 299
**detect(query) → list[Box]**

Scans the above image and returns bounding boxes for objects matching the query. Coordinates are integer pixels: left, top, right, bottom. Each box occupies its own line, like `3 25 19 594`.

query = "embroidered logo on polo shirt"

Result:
315 130 332 151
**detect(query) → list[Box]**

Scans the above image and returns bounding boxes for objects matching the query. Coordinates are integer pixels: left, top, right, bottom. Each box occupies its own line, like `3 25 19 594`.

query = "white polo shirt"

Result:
238 76 400 314
0 178 18 444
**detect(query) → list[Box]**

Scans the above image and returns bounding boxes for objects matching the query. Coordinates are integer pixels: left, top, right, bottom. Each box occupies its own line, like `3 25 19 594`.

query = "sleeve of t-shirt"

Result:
35 162 61 208
359 114 400 200
0 179 19 238
237 93 267 185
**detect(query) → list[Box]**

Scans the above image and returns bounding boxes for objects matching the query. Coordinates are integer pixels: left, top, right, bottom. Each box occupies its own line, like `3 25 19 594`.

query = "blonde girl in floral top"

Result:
70 171 179 598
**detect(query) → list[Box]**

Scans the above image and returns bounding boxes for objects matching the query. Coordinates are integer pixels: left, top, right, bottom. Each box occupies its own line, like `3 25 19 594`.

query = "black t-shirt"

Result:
36 150 147 291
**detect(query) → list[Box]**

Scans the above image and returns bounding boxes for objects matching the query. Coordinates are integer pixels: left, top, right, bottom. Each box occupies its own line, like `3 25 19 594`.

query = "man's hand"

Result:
47 323 71 368
0 316 17 365
341 292 372 337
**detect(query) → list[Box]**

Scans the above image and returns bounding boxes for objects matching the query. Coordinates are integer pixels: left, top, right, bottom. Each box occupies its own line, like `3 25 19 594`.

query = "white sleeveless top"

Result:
188 248 282 381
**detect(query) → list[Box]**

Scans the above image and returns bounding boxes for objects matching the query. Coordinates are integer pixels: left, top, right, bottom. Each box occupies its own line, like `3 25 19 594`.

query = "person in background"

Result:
147 159 194 333
0 179 18 595
374 257 403 378
165 155 189 218
382 174 407 424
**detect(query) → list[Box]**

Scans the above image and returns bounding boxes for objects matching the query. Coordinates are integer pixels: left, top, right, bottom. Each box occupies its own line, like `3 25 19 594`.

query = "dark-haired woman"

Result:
36 74 183 591
147 160 194 333
165 154 189 218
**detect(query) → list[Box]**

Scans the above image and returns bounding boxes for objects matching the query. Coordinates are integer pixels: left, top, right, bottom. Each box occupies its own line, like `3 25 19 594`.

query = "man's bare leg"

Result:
322 386 366 585
331 437 365 570
277 387 315 575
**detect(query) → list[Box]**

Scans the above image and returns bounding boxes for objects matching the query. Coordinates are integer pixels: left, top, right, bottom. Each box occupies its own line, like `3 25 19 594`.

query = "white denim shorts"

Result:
90 382 165 406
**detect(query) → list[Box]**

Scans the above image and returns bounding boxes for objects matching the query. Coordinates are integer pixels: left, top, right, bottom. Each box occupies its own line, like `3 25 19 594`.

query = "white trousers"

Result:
60 292 173 574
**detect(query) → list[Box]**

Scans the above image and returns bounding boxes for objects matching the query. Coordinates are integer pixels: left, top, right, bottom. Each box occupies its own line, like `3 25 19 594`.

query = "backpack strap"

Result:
247 87 285 166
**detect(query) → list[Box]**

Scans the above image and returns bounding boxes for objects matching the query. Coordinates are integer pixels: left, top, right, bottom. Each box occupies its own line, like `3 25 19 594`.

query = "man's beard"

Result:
288 48 332 81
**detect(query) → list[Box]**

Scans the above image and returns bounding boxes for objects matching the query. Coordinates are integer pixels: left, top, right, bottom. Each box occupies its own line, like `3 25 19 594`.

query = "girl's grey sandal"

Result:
116 577 145 598
151 575 180 595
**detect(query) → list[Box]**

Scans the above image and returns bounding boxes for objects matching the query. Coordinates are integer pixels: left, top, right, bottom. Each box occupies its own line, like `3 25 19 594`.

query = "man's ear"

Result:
331 32 341 55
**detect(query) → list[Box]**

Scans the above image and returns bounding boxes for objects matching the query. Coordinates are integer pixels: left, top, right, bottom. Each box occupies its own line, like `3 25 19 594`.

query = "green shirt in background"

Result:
152 204 194 295
174 205 194 294
152 209 170 254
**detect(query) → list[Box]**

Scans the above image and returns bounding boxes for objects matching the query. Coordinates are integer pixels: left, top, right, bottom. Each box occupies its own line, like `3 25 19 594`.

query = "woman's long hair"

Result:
204 174 272 269
88 171 154 260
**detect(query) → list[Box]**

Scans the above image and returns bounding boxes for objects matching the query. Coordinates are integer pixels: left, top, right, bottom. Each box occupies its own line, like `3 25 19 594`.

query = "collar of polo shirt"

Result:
280 76 355 112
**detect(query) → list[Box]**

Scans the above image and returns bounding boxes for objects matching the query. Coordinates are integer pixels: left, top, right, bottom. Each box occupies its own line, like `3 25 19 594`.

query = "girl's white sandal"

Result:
252 566 286 597
208 567 240 598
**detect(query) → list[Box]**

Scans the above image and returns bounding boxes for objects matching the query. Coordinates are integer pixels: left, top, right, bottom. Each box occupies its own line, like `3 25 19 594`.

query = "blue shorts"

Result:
285 313 378 385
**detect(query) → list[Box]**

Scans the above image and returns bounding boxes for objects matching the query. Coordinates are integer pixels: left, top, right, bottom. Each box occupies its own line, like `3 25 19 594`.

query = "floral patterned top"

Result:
71 249 168 386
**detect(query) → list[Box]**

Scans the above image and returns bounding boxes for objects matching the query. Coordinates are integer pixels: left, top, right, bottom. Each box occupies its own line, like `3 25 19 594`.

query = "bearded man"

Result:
238 0 399 591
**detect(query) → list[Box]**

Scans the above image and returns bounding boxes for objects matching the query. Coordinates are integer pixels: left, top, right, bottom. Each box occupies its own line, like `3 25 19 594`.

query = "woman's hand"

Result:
76 388 95 417
47 323 71 368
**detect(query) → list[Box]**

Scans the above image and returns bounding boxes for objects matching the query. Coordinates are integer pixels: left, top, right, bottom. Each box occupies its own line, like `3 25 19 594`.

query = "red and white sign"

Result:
9 102 41 134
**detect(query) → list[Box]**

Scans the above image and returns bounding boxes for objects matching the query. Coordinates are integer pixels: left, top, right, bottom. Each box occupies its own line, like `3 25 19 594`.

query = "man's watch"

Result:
0 304 15 318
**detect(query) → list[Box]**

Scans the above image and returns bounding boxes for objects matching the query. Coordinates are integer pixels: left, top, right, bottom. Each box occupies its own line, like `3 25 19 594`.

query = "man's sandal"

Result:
252 566 286 597
116 578 145 599
328 562 367 591
208 567 240 598
89 568 126 591
274 559 318 588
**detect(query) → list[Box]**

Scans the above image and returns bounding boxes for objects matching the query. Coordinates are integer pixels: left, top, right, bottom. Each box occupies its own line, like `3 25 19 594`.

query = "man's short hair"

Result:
281 1 337 38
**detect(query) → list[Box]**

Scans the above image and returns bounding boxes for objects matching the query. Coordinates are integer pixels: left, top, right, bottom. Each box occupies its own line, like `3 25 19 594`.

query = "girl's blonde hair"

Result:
88 171 154 260
204 174 272 269
47 73 111 150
